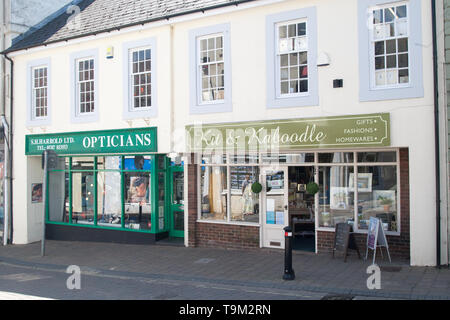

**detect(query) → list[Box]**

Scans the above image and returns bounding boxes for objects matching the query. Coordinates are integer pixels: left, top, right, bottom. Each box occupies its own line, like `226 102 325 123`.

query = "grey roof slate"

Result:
5 0 256 53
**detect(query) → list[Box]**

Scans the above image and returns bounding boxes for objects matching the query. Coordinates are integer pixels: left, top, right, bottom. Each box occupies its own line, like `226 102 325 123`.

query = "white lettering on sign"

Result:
82 133 152 150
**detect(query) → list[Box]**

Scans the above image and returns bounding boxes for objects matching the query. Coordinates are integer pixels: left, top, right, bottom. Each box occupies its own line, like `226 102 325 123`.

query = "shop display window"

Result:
124 172 151 230
230 166 260 223
200 166 227 221
318 166 355 228
45 154 166 234
356 166 398 232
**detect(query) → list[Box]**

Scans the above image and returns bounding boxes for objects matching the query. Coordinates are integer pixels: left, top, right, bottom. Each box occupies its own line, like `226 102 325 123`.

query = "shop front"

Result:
185 113 410 258
25 127 184 245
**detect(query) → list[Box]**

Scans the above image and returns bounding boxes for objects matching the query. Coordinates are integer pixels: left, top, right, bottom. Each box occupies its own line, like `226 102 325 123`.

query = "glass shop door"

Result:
261 167 289 249
169 166 184 238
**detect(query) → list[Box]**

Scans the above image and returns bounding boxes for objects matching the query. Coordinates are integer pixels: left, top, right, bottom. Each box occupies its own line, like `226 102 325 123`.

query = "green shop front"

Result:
25 127 185 244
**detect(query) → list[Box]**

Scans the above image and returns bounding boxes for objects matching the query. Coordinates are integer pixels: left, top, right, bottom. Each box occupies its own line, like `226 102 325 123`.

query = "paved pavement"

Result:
0 240 449 300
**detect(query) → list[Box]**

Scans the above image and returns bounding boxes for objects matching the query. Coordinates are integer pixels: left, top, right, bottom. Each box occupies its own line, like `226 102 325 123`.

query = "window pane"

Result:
230 166 260 222
97 171 122 226
201 154 226 165
124 173 151 230
229 154 259 164
262 153 314 164
71 157 95 170
318 152 354 163
357 152 396 162
319 166 355 228
356 166 398 232
396 5 407 18
374 41 384 55
48 171 70 223
265 170 285 225
397 38 408 53
200 166 227 221
279 25 287 38
72 172 95 225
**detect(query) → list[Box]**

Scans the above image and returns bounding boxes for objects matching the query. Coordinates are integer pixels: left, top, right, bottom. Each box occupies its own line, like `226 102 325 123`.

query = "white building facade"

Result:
3 0 445 266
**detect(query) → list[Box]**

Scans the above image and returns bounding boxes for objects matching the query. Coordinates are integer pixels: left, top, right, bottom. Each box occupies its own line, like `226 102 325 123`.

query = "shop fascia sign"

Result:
25 127 157 155
185 113 390 153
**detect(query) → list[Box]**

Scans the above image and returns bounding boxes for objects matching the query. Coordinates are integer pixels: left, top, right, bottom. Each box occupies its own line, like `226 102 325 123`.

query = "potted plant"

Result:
378 196 393 211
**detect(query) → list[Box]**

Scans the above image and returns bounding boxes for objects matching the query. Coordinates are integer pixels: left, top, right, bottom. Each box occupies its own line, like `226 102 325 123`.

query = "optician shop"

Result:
185 113 410 258
25 127 185 244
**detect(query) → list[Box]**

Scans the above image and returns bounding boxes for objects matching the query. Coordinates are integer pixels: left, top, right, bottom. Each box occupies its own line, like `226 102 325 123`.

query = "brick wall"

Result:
187 155 260 249
317 148 411 260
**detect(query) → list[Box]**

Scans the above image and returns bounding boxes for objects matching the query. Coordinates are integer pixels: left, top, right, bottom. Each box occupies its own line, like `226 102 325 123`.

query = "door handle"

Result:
284 205 288 210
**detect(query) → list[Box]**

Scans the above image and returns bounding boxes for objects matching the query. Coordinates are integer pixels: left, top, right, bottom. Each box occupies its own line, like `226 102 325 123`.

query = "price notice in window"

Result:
186 113 390 152
25 127 157 155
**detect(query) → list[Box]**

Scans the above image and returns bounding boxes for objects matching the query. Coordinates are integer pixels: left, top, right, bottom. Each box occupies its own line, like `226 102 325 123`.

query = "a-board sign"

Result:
366 217 391 264
334 223 351 253
333 223 361 262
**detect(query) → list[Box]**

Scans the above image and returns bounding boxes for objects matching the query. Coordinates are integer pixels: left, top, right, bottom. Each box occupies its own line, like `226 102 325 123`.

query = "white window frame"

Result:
70 49 99 123
189 23 232 114
122 38 157 119
368 1 410 90
197 33 226 106
75 57 96 116
358 0 423 101
26 58 51 126
266 7 318 109
275 18 309 98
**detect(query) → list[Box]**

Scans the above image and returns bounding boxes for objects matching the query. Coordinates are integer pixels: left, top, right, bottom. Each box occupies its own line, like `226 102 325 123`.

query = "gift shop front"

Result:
185 113 410 258
25 127 185 244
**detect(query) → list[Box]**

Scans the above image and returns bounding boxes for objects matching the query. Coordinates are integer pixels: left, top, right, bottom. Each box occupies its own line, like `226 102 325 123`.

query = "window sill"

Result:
190 101 232 114
123 107 158 120
27 118 51 127
196 219 260 227
316 227 400 236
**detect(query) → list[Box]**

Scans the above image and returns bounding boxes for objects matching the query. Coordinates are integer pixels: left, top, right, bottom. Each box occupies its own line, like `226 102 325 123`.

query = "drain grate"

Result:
321 294 354 300
380 266 402 272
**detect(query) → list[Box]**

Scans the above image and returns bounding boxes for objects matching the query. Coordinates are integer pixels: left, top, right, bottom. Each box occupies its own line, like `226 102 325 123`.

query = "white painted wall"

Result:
9 0 438 266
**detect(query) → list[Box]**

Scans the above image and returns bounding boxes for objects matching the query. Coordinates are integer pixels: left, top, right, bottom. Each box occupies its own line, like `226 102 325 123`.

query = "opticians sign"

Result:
186 113 390 152
25 127 157 155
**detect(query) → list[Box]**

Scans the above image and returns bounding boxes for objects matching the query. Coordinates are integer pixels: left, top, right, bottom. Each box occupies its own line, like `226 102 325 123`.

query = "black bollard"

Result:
283 226 295 280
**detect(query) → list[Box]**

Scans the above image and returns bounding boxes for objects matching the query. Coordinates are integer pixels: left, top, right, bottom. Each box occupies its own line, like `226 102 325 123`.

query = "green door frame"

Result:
168 165 184 238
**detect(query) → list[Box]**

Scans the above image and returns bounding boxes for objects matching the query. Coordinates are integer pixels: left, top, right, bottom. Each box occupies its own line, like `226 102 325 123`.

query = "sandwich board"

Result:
365 217 391 264
333 223 361 262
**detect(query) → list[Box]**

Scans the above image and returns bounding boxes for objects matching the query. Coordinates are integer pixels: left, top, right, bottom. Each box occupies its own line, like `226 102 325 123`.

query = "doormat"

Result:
321 294 354 300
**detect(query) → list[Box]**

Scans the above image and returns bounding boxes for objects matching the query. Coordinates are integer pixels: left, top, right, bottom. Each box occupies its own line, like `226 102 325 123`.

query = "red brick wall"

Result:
317 148 411 260
187 156 260 249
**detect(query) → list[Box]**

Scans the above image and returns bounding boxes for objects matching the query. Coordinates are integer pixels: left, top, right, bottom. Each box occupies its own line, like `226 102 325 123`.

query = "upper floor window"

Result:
198 34 225 103
370 3 409 88
358 0 423 102
27 58 51 126
130 47 152 109
123 38 157 119
70 49 99 123
277 20 308 96
76 58 95 114
189 23 232 114
32 66 48 119
266 7 318 109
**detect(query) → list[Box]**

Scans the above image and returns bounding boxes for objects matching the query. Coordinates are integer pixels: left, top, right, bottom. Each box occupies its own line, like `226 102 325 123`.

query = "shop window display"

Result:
357 166 398 232
124 172 151 230
230 166 259 222
200 166 227 221
46 154 164 234
318 166 355 228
